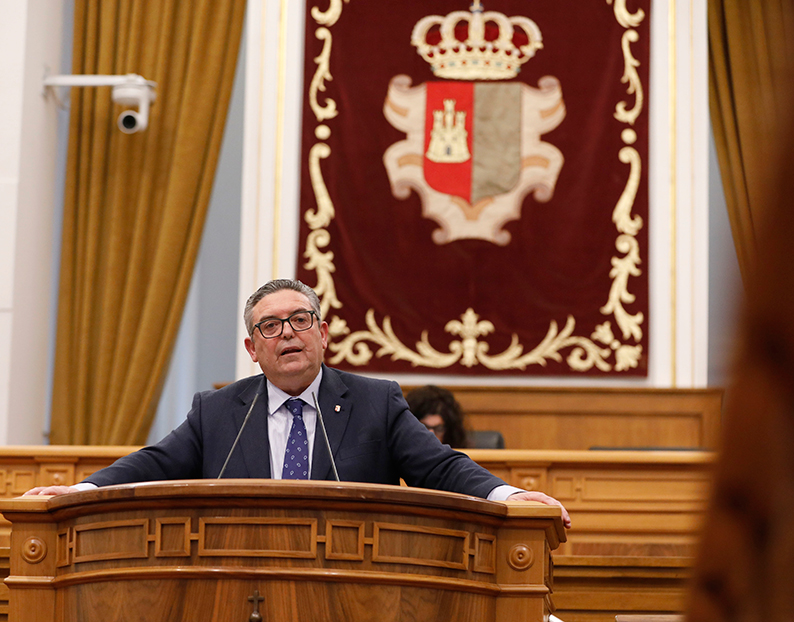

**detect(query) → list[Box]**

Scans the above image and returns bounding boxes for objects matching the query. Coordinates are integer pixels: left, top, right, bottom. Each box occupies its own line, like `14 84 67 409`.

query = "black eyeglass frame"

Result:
253 309 318 339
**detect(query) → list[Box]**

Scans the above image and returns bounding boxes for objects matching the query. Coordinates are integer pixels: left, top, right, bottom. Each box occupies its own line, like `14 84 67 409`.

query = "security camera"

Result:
42 73 157 134
111 77 156 133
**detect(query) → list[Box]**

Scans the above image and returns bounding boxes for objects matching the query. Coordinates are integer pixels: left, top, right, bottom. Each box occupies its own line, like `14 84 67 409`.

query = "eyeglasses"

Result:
253 310 317 339
424 423 446 436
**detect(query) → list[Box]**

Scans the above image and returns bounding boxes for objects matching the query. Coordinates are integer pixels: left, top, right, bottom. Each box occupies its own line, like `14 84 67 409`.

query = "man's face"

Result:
244 289 328 395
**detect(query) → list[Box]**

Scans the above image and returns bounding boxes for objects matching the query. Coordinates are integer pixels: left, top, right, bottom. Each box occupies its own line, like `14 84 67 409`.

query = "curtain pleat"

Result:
50 0 246 444
709 0 794 285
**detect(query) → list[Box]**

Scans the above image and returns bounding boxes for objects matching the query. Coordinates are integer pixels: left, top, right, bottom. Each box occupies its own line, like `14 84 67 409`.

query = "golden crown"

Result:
411 1 543 81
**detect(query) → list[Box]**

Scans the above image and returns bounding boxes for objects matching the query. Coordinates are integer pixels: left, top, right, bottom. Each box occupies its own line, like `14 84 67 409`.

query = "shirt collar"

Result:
266 367 324 415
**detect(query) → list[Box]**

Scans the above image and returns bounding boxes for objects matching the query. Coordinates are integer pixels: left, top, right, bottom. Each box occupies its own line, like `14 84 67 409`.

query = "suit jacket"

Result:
86 365 507 499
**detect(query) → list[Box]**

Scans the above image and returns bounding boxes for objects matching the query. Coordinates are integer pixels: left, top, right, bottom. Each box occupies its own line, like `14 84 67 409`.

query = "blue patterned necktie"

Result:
282 399 309 479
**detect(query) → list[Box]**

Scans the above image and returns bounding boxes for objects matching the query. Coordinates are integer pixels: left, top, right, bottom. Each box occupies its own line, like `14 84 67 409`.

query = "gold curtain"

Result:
50 0 246 444
708 0 794 284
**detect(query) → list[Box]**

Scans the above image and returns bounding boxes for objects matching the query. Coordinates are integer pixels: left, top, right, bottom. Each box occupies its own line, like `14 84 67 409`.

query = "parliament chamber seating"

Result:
0 386 721 622
468 429 506 449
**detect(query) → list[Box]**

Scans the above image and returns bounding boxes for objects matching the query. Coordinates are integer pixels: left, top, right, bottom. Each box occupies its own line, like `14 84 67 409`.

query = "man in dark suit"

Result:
26 279 570 527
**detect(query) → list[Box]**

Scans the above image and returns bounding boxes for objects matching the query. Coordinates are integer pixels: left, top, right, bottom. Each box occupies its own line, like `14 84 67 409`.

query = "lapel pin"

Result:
334 405 341 412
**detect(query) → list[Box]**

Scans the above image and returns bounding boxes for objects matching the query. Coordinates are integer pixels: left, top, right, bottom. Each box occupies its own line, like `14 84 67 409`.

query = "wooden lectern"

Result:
0 480 565 622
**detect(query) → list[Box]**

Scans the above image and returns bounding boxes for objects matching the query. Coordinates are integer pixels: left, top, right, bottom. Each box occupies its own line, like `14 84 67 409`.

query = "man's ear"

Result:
244 336 258 362
319 321 329 349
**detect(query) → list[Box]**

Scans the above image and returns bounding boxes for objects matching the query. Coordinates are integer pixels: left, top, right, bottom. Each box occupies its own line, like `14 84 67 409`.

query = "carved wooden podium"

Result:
0 480 565 622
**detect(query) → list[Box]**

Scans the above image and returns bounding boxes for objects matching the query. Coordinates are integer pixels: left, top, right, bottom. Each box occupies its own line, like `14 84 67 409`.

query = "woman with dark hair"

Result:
405 385 468 448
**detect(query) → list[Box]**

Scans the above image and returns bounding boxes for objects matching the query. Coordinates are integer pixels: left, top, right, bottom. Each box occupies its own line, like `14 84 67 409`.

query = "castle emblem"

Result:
383 1 566 245
426 99 471 163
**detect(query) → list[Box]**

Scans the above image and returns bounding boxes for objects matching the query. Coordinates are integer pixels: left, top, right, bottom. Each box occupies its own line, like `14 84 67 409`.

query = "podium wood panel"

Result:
0 480 564 622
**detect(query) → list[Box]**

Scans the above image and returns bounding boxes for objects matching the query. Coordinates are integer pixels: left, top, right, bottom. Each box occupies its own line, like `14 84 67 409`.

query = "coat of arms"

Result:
298 0 649 376
383 1 566 245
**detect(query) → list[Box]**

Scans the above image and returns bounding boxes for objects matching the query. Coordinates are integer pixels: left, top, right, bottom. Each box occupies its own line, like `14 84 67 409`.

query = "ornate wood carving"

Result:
21 538 47 565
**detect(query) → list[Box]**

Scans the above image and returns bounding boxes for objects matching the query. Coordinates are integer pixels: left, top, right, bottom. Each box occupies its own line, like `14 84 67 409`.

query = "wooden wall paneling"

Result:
553 557 692 622
466 449 714 559
0 546 8 622
405 387 723 450
0 448 140 548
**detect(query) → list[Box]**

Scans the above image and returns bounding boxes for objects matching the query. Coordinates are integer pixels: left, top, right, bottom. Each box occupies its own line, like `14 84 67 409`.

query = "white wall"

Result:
707 126 743 385
0 0 66 444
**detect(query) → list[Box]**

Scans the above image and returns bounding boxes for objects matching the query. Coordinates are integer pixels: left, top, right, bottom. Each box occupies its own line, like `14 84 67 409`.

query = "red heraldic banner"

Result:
297 0 651 376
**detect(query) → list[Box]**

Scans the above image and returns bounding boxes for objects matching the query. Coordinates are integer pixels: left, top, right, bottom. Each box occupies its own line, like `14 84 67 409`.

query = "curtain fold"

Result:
708 0 794 284
50 0 246 444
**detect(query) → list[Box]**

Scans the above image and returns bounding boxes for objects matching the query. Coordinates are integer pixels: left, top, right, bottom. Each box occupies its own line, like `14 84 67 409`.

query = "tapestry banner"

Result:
297 0 650 376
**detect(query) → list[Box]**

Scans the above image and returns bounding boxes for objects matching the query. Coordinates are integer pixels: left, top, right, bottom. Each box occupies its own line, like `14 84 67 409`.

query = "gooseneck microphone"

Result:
312 391 340 482
217 393 260 479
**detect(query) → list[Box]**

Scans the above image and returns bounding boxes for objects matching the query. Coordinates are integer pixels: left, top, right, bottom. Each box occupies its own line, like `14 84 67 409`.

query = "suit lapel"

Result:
235 376 272 479
311 366 351 480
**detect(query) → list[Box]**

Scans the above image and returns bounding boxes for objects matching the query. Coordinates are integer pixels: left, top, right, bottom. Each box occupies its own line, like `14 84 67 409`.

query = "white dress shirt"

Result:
266 369 322 479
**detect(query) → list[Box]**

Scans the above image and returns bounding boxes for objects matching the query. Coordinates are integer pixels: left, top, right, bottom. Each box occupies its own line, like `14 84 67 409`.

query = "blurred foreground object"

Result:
686 107 794 622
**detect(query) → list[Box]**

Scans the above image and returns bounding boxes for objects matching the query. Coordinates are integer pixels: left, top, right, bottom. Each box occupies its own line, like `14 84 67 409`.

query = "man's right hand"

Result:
23 486 81 496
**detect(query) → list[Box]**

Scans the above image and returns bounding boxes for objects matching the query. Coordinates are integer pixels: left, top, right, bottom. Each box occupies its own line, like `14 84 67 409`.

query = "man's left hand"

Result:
507 491 571 528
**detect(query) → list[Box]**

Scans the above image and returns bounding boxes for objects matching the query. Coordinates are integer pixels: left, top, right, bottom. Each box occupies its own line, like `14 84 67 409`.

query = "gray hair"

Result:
243 279 322 336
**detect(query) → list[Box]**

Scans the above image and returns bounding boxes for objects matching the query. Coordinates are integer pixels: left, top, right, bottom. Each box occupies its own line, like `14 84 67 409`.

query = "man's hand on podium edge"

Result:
507 490 572 528
23 485 81 496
